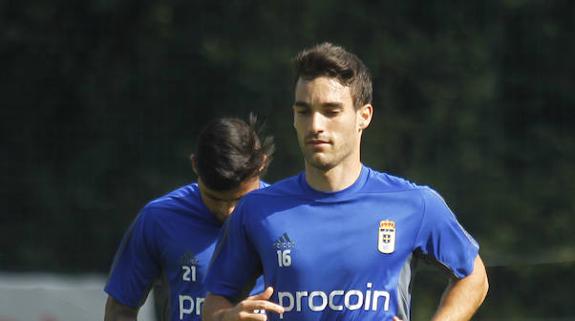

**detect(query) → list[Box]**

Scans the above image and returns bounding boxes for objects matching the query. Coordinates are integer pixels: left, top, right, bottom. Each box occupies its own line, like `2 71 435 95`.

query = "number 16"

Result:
276 249 291 267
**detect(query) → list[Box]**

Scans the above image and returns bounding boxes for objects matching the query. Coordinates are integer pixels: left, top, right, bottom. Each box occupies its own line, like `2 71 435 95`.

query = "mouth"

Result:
306 139 331 147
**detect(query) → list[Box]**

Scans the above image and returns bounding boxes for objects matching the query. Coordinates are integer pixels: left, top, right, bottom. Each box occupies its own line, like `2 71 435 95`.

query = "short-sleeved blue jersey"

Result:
205 166 479 321
105 182 266 321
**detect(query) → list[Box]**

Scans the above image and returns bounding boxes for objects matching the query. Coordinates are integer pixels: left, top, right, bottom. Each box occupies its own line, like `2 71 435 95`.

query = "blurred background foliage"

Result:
1 0 574 320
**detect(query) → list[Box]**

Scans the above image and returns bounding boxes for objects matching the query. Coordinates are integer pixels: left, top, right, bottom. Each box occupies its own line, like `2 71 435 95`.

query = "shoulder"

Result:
228 174 303 222
362 167 452 212
363 167 424 193
244 174 303 200
139 182 201 218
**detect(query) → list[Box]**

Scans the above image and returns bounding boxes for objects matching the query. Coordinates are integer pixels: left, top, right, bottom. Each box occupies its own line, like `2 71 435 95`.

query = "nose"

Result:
310 112 326 133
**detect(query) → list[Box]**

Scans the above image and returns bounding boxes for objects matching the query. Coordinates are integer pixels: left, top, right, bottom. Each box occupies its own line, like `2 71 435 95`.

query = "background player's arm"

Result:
203 287 284 321
430 255 489 321
104 296 138 321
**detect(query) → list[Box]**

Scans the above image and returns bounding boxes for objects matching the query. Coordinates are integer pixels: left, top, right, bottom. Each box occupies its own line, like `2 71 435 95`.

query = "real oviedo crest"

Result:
378 220 396 254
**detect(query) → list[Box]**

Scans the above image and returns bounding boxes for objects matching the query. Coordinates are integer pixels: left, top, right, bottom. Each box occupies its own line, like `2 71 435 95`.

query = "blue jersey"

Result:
105 182 266 321
205 166 479 321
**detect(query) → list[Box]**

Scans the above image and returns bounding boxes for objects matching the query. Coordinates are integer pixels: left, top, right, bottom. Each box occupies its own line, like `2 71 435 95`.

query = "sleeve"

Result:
414 188 480 279
248 276 266 296
104 206 161 308
205 199 262 301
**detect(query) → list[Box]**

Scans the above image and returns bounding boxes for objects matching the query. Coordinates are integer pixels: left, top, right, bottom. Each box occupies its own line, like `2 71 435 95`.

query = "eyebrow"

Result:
293 101 344 109
293 101 309 108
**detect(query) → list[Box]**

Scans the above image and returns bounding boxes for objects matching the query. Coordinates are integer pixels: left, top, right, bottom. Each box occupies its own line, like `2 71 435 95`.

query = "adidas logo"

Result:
273 233 295 250
180 251 199 266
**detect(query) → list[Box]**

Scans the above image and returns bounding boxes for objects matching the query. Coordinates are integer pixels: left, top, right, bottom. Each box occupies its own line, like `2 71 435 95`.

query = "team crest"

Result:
378 220 396 254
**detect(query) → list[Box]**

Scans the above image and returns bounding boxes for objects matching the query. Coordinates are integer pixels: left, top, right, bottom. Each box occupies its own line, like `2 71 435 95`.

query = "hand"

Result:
393 317 403 321
221 287 285 321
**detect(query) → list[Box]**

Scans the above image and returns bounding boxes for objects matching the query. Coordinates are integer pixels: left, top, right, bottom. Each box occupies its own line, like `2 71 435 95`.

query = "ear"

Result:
259 154 268 173
190 154 198 175
358 104 373 131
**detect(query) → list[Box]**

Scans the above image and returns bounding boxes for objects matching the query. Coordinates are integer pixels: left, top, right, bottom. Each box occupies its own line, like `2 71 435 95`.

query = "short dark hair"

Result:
194 114 274 191
294 42 373 108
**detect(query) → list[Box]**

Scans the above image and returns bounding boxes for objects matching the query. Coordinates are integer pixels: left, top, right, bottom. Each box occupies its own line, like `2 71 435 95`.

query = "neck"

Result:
305 157 363 192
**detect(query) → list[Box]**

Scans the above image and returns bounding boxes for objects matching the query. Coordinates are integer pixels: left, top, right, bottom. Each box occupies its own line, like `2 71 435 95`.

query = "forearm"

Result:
430 256 489 321
104 296 138 321
202 293 235 321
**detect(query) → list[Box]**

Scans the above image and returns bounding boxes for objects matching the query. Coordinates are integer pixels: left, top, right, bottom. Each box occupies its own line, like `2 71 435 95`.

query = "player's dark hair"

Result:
194 114 274 191
294 42 373 108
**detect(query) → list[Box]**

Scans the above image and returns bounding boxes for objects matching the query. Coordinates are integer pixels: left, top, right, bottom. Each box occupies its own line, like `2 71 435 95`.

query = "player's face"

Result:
293 76 371 171
198 177 260 223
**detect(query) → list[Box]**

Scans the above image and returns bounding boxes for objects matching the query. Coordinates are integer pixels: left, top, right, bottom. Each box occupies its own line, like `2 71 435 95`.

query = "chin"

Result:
307 156 336 171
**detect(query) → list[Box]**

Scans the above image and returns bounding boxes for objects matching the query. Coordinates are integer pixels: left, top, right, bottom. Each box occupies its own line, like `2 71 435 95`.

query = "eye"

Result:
324 109 341 117
294 107 310 115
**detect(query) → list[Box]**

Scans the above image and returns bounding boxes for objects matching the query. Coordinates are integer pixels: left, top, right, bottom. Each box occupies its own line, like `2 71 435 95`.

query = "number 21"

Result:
182 265 196 282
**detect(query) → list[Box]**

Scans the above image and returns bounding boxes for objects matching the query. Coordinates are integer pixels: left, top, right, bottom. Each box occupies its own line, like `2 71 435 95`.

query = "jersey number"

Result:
182 265 197 282
276 249 291 267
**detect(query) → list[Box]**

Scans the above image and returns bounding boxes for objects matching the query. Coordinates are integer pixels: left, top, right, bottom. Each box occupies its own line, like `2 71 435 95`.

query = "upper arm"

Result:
457 255 488 293
431 255 488 321
105 208 161 307
415 188 480 279
205 201 261 300
104 296 139 321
